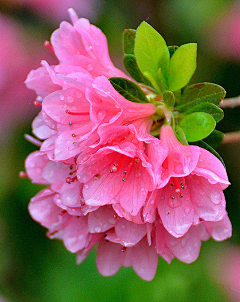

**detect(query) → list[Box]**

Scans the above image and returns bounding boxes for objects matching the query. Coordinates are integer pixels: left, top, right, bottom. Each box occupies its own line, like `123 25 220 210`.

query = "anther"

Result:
66 176 77 184
69 122 72 126
72 133 76 137
179 194 183 198
44 40 54 53
171 196 175 199
33 100 42 106
122 178 126 181
19 171 28 178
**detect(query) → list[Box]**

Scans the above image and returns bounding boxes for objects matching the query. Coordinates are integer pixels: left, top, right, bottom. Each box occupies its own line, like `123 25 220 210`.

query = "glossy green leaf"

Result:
181 82 226 105
184 102 224 123
123 29 136 55
176 126 188 145
163 91 175 109
135 21 170 83
168 43 197 91
203 130 224 149
123 54 153 87
192 140 225 167
109 77 149 103
179 112 216 142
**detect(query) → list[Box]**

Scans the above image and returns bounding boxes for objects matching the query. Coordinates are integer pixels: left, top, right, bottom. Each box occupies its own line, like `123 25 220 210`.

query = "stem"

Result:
219 96 240 108
222 131 240 144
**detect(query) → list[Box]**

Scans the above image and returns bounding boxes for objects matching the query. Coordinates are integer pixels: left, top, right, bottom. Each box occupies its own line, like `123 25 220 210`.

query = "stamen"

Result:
33 100 42 106
19 171 28 178
24 134 42 147
69 170 77 175
66 176 77 184
44 40 54 53
65 110 89 115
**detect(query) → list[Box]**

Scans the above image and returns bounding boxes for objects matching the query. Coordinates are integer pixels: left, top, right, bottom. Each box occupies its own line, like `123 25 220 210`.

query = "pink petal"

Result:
25 151 49 184
32 112 56 139
25 66 61 97
165 226 202 263
115 219 147 247
28 189 61 228
62 216 88 253
204 214 232 241
42 160 70 184
51 21 86 61
88 206 117 233
159 125 200 185
92 76 156 121
189 175 226 222
131 238 159 281
155 222 175 263
96 240 123 276
157 182 194 238
42 88 90 124
193 147 230 189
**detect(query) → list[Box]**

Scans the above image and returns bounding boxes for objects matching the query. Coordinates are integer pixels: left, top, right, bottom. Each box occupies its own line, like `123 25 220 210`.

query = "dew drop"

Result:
108 218 116 225
84 184 89 189
87 64 93 71
120 224 125 230
60 95 64 101
184 207 192 214
94 226 101 233
67 96 74 103
63 104 68 109
210 191 221 205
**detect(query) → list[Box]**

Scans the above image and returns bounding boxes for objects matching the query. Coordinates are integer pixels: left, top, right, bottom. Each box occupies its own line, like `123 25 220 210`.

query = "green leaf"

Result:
179 112 216 142
163 91 175 109
176 126 188 145
123 29 136 55
191 140 225 167
168 43 197 92
203 130 224 149
109 77 149 103
123 54 153 87
135 21 170 85
181 82 226 105
184 102 224 123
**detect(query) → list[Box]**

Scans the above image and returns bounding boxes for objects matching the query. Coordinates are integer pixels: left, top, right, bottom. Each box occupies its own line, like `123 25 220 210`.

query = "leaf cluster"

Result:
109 21 226 165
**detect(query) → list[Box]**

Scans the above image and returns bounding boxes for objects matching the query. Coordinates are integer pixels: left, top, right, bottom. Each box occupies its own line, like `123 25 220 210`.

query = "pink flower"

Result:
23 10 232 280
143 125 230 238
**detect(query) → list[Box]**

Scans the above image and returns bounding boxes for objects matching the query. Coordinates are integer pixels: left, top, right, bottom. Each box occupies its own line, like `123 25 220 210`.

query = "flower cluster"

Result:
23 9 232 281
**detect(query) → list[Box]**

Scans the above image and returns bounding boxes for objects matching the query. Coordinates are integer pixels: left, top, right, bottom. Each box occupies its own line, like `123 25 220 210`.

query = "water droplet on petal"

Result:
84 184 89 189
87 64 93 71
108 218 116 225
210 190 221 205
120 224 125 230
94 226 101 233
60 95 64 101
184 207 192 214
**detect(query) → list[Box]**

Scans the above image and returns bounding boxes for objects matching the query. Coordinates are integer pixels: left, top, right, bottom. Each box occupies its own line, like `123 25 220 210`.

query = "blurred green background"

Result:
1 0 240 301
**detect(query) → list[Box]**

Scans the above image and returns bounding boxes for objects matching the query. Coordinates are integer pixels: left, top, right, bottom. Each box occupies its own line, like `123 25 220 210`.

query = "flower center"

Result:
170 177 186 199
109 155 139 181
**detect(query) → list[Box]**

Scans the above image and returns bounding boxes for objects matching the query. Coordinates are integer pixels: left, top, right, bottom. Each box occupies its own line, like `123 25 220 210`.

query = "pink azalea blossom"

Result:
23 10 232 280
143 125 230 238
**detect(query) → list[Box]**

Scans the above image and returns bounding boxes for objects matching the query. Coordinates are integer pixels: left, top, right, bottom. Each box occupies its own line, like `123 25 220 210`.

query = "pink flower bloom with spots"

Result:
143 125 230 238
23 10 232 280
